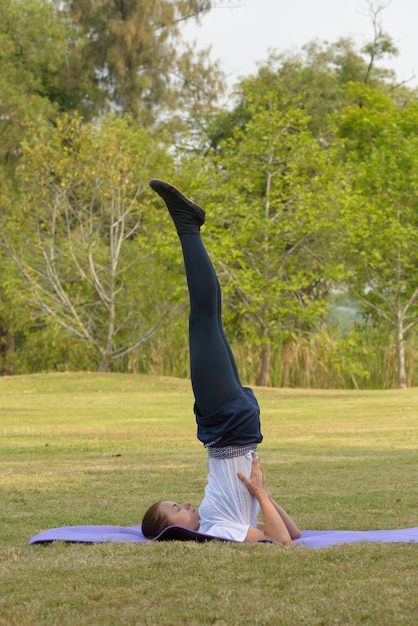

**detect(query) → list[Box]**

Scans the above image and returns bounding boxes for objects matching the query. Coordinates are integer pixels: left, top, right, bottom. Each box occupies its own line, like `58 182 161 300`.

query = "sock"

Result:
149 179 205 236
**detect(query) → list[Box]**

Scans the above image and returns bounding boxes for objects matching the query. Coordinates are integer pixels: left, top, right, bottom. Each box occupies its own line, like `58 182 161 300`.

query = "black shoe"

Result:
149 179 206 235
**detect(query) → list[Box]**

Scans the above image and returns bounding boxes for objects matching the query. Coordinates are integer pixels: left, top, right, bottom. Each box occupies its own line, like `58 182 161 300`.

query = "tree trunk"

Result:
257 341 271 386
396 309 407 389
98 352 110 372
0 321 15 375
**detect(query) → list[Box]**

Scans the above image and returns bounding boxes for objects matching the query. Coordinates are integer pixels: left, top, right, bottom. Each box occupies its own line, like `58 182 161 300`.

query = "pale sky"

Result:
182 0 417 90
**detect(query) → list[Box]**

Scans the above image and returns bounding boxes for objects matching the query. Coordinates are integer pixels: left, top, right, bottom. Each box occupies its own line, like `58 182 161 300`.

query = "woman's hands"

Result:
237 452 300 544
237 452 265 497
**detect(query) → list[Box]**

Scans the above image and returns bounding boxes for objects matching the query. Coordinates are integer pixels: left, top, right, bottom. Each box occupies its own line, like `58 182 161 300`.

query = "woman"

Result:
142 180 300 544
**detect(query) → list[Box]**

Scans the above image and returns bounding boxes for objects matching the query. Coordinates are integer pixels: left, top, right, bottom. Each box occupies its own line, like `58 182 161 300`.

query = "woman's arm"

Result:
237 452 296 544
257 495 301 540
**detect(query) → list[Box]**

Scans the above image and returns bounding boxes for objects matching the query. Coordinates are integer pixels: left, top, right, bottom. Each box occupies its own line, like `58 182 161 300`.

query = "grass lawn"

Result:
1 372 417 625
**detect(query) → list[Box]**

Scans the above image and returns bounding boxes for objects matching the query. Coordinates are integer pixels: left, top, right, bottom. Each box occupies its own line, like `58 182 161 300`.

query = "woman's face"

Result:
158 501 200 530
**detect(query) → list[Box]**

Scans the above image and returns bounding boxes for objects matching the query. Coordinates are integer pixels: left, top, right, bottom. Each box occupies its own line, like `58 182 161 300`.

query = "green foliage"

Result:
13 324 99 373
0 0 90 179
208 28 405 147
188 84 348 383
6 114 180 371
0 247 34 375
2 2 418 387
64 0 224 125
227 323 417 389
336 84 418 386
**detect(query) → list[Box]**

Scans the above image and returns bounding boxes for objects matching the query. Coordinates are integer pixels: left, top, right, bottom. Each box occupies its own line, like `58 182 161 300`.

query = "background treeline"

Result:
1 0 417 388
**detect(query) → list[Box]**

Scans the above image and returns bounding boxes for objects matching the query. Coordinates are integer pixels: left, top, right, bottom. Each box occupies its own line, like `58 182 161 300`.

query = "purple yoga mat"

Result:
29 525 418 548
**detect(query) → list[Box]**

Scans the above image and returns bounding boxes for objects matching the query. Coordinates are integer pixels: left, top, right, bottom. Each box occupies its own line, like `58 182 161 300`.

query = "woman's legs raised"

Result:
180 234 240 416
149 179 241 416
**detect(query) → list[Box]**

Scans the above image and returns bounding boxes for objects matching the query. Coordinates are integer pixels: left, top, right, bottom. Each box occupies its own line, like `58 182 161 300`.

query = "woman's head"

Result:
141 501 169 539
142 501 200 539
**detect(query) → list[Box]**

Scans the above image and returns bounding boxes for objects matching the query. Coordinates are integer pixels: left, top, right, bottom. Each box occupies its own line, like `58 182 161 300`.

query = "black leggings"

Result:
180 234 241 417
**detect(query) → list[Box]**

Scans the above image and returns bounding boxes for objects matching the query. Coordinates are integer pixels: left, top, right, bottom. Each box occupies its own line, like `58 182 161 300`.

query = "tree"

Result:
192 85 346 385
198 3 416 387
63 0 225 125
0 261 19 375
0 0 91 173
337 84 418 388
0 0 94 373
206 1 409 152
361 0 399 85
0 0 224 372
6 114 179 372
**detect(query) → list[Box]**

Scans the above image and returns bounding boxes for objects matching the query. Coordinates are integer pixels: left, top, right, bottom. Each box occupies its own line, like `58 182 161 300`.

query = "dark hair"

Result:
142 501 169 539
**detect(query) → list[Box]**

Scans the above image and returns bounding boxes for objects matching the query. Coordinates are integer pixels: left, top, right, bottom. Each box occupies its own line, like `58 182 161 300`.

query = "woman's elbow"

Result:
279 536 293 546
269 529 293 545
274 528 299 544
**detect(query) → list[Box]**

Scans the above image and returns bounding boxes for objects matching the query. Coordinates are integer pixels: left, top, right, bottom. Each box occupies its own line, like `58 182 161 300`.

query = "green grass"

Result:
1 373 417 625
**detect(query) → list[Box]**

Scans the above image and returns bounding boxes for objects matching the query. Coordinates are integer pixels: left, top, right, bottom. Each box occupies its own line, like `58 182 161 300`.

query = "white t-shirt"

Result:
198 449 260 541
